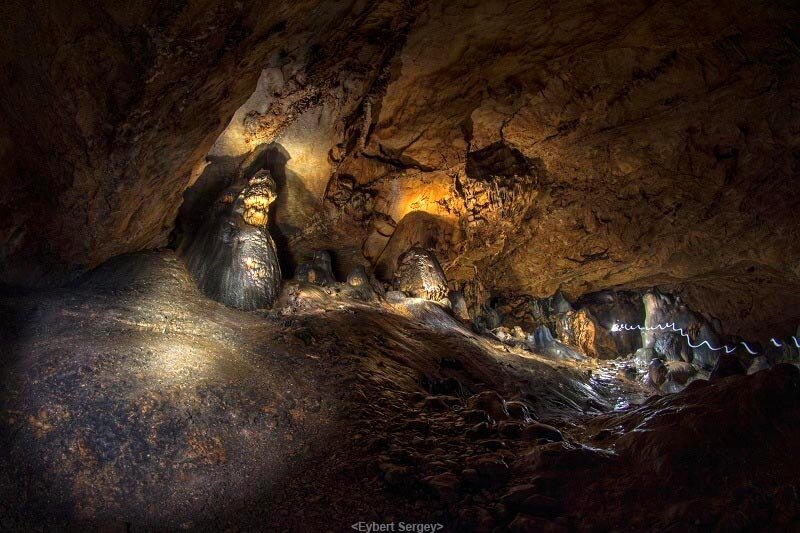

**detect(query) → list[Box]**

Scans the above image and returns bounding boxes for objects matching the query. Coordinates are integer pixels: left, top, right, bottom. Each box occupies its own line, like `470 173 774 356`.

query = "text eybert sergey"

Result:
351 522 444 532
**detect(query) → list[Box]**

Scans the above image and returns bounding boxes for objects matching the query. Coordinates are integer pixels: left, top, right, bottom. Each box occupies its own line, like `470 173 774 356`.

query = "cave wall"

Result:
355 0 800 340
3 0 800 339
0 0 357 284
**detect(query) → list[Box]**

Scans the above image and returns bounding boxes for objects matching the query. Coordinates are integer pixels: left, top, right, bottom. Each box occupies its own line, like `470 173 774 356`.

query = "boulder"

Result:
521 422 564 443
527 326 586 361
466 391 509 421
648 358 668 388
574 290 644 354
505 400 537 422
642 290 722 369
465 422 491 439
448 290 471 321
501 484 540 507
392 248 449 304
461 409 491 423
422 471 460 502
747 356 771 375
344 265 374 300
498 420 524 437
710 354 746 381
466 454 510 485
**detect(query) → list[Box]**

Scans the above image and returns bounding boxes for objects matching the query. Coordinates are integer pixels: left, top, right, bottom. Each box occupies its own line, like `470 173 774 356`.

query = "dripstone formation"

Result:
2 1 800 530
393 248 449 305
180 169 281 310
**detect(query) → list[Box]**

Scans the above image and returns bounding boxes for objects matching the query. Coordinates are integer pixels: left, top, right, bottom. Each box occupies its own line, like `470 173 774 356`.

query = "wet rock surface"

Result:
179 170 281 309
0 251 797 530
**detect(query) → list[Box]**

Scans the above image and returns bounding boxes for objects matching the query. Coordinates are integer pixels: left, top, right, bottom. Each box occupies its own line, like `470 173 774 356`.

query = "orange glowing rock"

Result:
238 170 277 227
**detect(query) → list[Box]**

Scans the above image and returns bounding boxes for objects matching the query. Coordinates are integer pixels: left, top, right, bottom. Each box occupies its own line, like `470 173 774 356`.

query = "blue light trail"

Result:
610 322 800 355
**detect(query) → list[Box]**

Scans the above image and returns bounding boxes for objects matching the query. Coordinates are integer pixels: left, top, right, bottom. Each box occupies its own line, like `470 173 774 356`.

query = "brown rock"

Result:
508 514 555 533
461 409 491 423
466 454 510 486
501 484 540 507
422 396 451 412
505 400 537 422
520 495 562 518
467 391 509 421
422 471 460 502
456 506 494 532
465 422 491 439
392 248 449 304
498 420 524 438
521 423 564 443
556 308 617 359
379 463 410 488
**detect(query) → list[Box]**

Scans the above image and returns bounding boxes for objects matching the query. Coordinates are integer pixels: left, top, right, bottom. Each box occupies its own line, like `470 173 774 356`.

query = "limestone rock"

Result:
648 359 668 389
747 356 771 375
466 391 508 421
343 265 374 300
392 248 449 304
505 400 537 423
180 177 281 310
710 354 746 381
448 290 471 321
528 326 586 361
3 1 800 343
574 290 644 355
423 471 460 502
296 251 337 286
521 423 565 443
239 170 277 227
556 308 618 359
465 454 510 486
642 291 722 369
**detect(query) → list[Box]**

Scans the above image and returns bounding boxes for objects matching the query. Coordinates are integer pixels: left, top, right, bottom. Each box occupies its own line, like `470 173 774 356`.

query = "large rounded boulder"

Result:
393 247 449 304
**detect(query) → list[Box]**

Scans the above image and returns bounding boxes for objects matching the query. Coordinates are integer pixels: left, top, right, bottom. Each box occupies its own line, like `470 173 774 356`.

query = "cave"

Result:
1 1 800 531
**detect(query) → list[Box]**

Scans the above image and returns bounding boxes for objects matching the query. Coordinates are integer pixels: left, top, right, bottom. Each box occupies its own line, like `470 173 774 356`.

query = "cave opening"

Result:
1 1 800 531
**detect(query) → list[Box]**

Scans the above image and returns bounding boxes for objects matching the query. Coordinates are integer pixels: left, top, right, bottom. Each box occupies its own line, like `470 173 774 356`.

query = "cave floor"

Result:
0 251 798 531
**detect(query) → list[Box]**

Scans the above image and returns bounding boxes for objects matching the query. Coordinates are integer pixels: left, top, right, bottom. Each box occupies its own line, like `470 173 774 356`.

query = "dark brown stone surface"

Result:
3 1 800 339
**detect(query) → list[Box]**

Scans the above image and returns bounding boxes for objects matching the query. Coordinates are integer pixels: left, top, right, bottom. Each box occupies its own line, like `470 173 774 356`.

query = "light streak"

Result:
611 322 800 355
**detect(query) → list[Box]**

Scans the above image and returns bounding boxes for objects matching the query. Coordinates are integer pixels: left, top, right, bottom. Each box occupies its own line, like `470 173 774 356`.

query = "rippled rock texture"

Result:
1 251 797 530
180 170 280 309
0 251 637 529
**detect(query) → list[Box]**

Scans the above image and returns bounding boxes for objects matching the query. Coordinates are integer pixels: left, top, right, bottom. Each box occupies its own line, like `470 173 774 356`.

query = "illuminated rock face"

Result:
180 171 280 310
556 309 618 360
3 0 800 339
642 291 721 369
393 248 449 304
240 170 277 227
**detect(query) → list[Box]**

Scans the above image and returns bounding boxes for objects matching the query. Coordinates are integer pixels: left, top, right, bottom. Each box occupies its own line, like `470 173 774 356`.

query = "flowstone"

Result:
180 169 281 310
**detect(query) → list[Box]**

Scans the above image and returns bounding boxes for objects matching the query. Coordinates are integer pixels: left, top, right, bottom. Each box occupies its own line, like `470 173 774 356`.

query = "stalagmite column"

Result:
180 169 281 309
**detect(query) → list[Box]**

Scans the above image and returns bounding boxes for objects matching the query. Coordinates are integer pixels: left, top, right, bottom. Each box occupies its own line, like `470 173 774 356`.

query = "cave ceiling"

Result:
1 0 799 339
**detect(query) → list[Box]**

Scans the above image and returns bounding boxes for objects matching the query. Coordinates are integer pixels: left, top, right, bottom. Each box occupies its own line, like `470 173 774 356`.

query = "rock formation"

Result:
393 247 449 304
3 2 800 529
180 170 280 310
641 290 722 369
555 308 618 360
2 0 799 341
296 250 337 287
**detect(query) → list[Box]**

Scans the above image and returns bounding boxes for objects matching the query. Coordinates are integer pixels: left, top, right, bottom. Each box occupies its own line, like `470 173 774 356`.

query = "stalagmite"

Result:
180 170 281 310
